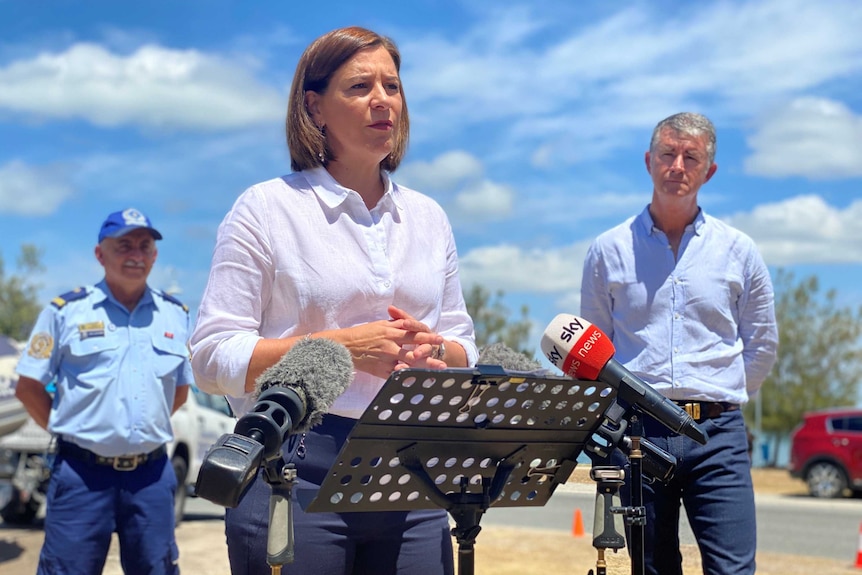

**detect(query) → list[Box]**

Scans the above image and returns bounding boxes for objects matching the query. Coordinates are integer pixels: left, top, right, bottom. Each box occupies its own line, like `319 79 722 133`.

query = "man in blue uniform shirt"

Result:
15 208 194 575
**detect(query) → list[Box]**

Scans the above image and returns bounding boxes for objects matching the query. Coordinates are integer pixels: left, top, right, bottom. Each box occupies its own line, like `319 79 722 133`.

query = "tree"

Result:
747 269 862 464
463 284 533 356
0 244 44 341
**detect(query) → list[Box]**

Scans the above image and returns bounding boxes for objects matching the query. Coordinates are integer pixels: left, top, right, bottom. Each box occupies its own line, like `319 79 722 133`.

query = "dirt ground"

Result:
2 467 860 574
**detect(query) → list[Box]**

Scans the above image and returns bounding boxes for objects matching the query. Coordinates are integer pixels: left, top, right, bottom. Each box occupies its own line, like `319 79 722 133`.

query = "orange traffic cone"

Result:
572 508 585 538
856 522 862 568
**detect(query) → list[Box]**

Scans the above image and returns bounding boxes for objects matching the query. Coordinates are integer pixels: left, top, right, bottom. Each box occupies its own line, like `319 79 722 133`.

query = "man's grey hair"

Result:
650 112 716 166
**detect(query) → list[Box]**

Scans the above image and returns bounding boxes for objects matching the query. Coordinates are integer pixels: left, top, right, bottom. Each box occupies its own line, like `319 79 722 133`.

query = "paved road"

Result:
479 484 862 561
8 486 862 565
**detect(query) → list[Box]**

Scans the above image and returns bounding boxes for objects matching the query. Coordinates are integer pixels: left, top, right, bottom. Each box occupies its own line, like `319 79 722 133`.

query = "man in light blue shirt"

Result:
581 113 778 575
15 208 193 575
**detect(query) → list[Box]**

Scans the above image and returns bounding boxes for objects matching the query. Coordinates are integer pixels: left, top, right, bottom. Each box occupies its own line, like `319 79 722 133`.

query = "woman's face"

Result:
305 45 403 168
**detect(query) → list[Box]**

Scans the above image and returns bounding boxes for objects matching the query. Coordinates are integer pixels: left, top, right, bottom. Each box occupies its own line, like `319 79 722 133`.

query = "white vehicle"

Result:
0 336 28 437
0 385 236 525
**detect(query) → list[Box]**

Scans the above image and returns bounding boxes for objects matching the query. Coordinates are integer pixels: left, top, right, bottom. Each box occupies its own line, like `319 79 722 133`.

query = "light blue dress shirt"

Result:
16 280 193 456
580 206 778 405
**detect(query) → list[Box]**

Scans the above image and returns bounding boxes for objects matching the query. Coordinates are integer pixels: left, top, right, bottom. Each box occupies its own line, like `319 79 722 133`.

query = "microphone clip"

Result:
586 400 677 484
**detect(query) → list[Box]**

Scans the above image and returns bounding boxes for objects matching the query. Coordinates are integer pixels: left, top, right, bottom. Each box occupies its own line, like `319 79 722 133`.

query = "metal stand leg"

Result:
584 412 650 575
262 460 298 575
589 466 627 575
627 416 646 575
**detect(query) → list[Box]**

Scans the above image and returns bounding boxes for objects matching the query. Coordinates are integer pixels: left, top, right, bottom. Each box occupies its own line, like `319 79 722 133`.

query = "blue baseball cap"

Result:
98 208 163 243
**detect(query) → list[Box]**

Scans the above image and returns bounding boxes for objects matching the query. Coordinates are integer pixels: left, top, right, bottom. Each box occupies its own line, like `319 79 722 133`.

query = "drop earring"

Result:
318 125 327 163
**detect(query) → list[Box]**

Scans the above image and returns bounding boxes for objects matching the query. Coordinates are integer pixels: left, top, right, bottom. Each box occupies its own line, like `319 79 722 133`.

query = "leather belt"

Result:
58 439 167 471
673 401 739 422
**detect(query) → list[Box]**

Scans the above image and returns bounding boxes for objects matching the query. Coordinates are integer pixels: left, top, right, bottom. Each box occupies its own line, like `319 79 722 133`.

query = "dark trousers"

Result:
613 409 756 575
224 414 455 575
40 454 179 575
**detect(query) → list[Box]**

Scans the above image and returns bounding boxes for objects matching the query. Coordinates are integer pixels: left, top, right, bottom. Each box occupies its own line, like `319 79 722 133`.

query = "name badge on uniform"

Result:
78 321 106 340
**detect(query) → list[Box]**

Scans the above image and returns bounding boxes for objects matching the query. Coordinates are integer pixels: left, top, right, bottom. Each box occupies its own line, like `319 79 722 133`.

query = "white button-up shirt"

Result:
191 167 477 418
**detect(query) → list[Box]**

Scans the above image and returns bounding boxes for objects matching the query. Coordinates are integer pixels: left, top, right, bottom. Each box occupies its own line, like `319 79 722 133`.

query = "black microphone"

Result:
477 342 544 372
195 337 354 507
541 314 708 445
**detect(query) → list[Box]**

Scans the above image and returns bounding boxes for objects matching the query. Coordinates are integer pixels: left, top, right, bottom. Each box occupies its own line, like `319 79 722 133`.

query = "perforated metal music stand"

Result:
304 365 618 575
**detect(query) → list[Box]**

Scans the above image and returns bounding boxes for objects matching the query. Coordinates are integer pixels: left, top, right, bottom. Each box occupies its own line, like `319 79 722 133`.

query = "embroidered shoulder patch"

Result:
27 332 54 359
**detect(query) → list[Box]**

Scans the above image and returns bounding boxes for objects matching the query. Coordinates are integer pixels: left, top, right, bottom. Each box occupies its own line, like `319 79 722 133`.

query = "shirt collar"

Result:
94 279 154 310
303 166 402 211
638 204 706 236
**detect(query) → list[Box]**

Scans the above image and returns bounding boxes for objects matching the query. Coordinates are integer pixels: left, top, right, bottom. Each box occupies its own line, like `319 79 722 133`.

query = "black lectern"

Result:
304 365 618 575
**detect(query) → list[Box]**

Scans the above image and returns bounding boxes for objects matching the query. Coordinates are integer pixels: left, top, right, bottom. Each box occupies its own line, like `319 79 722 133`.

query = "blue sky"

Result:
1 0 861 354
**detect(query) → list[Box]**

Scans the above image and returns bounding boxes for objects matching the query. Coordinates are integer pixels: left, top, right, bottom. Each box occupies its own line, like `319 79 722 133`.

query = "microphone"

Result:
195 337 354 507
253 336 355 432
477 342 544 372
540 314 707 445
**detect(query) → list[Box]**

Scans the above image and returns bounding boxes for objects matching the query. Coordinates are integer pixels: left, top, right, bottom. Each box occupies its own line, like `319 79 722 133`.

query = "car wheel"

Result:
805 461 848 498
171 455 189 526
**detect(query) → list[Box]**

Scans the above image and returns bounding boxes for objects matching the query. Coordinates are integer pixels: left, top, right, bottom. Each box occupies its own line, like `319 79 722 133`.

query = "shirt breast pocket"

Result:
151 336 188 385
67 337 121 386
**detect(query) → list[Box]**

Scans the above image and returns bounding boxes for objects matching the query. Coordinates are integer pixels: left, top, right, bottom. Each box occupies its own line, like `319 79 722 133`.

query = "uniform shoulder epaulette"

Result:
159 290 190 313
51 287 89 309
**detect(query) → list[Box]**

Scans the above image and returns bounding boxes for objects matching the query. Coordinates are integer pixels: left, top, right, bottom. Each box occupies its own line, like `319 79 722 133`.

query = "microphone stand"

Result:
261 456 298 575
626 415 646 575
585 402 675 575
588 466 627 575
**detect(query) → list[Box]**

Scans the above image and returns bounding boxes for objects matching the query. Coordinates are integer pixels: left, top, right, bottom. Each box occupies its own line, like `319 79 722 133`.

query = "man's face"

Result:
646 127 717 199
95 228 157 289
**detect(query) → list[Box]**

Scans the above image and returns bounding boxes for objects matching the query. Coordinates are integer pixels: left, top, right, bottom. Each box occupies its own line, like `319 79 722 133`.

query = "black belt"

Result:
58 439 166 471
673 401 739 422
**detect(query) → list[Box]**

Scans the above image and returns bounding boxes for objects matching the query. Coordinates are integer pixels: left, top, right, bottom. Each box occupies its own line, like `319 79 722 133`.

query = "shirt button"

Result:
674 313 681 320
384 281 391 288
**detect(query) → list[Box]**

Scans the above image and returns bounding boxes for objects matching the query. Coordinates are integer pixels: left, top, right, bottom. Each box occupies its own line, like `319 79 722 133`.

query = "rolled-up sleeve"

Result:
438 219 478 367
190 188 271 398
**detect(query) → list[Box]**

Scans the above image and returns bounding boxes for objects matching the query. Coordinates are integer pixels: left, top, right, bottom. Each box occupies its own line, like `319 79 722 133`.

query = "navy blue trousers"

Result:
40 454 179 575
611 409 756 575
224 414 455 575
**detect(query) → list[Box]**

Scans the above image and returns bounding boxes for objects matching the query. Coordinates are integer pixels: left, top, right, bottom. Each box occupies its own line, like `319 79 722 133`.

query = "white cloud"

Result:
455 180 514 218
744 98 862 179
459 241 590 294
459 194 862 310
398 150 483 191
0 160 74 215
399 150 516 221
402 0 862 164
0 43 283 130
724 195 862 265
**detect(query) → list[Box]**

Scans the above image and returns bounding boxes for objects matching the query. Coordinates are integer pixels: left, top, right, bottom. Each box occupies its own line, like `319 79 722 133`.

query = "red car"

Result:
789 407 862 498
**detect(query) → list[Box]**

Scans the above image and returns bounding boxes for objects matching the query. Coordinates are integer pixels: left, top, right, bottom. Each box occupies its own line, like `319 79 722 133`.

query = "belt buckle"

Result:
112 456 139 471
683 402 701 420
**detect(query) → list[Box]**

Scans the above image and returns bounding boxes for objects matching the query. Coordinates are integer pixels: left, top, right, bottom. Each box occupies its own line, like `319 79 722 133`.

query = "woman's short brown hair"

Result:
286 26 410 173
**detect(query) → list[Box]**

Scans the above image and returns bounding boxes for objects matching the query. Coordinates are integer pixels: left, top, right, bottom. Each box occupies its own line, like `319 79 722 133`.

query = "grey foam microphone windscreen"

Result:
478 342 544 372
254 337 354 432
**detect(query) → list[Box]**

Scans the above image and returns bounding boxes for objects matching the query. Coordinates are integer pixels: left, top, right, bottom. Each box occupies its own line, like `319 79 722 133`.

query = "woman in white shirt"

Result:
191 26 477 575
